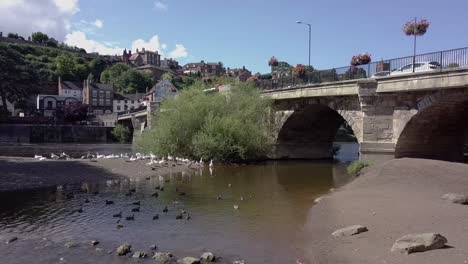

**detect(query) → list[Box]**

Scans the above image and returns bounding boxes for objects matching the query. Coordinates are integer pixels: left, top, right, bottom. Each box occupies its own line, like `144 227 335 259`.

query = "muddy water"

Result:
0 144 358 264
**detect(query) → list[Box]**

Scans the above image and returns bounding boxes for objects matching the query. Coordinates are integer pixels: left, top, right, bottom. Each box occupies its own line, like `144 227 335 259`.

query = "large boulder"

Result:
153 252 174 263
177 257 200 264
391 233 448 254
116 243 132 256
200 252 215 262
332 225 368 237
442 193 468 204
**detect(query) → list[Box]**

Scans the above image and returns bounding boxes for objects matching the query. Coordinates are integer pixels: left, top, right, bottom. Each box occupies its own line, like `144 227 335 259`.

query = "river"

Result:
0 143 358 263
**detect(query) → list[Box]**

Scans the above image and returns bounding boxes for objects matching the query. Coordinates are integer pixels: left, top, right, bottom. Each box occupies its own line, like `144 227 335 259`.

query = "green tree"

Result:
271 61 293 75
89 58 107 81
136 82 273 162
56 54 76 80
31 32 49 44
0 46 37 113
112 124 131 143
101 63 153 93
46 38 58 47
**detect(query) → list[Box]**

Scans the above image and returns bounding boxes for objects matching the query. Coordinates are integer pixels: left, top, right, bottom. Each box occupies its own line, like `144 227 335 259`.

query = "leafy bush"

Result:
347 160 370 176
135 82 273 162
112 124 131 143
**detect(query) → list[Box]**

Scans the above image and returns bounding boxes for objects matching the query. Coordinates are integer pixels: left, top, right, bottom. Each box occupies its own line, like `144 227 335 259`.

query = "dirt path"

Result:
303 158 468 264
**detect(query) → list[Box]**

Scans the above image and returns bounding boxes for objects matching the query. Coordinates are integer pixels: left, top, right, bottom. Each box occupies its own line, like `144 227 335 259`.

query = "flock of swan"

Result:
33 152 215 169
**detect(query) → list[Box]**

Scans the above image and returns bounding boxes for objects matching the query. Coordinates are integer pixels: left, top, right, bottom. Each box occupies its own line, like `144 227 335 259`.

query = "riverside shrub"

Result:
347 160 371 176
135 82 273 162
112 124 131 143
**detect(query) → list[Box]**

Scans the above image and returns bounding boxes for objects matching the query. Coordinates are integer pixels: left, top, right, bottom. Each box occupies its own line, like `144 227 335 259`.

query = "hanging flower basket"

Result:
350 53 372 66
403 19 430 36
268 56 279 67
292 64 306 78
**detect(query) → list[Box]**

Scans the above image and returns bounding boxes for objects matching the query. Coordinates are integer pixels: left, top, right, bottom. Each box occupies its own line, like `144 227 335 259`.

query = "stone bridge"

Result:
264 68 468 162
116 102 158 142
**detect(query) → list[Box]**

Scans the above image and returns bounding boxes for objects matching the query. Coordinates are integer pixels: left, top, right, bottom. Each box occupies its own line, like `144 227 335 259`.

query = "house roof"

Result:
62 81 82 90
129 53 140 61
89 83 113 90
147 80 178 102
113 93 145 101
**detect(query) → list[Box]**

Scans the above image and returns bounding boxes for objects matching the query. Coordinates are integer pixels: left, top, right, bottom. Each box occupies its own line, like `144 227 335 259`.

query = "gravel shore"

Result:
0 157 190 192
303 158 468 264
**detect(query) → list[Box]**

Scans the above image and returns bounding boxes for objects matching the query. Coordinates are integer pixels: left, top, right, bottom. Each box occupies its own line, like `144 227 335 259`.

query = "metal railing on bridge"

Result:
258 47 468 91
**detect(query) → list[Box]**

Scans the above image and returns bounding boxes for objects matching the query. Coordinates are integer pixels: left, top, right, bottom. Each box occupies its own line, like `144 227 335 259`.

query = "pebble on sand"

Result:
332 225 368 237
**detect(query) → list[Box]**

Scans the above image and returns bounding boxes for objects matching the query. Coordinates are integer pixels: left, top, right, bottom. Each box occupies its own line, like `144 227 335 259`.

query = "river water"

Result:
0 143 358 264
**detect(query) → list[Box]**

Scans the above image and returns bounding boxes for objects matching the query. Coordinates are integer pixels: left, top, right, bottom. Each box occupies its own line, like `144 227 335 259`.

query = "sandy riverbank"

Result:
303 158 468 264
0 157 191 192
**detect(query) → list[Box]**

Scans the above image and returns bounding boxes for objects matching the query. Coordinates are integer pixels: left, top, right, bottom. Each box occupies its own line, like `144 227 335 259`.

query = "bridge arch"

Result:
395 89 468 162
273 97 362 159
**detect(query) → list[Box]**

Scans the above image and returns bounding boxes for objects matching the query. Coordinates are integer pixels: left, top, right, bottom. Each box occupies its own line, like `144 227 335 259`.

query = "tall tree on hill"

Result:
55 54 76 81
31 32 49 45
89 58 107 81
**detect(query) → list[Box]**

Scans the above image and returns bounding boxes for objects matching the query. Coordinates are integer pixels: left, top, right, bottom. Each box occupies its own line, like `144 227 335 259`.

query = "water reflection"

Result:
0 160 356 263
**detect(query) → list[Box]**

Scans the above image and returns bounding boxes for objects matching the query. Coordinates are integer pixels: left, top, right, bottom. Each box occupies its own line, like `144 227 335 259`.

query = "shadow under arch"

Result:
275 104 358 159
395 92 468 162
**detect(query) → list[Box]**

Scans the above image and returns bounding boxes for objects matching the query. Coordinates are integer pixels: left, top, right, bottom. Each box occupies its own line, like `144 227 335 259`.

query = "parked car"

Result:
371 61 442 77
390 61 441 75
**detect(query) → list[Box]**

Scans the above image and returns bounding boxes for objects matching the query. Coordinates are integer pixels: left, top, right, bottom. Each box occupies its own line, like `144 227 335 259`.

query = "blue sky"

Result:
1 0 467 73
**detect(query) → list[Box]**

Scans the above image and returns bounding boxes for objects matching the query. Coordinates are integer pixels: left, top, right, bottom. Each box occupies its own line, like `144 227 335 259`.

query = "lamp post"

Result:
296 21 311 68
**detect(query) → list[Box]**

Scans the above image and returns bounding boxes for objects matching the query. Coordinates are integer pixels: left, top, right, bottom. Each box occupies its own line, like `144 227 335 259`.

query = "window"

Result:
92 90 97 97
99 99 104 106
117 106 121 111
106 91 111 98
47 101 53 109
124 100 128 104
131 100 134 104
92 99 97 106
105 99 111 106
99 91 104 98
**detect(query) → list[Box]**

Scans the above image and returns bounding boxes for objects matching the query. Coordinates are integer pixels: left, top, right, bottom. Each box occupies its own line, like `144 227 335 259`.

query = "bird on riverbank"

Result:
125 214 135 221
51 153 59 160
153 214 159 220
233 204 239 210
131 207 140 212
176 213 183 220
84 198 90 203
105 200 114 205
151 192 159 197
162 206 168 213
217 195 223 200
209 159 214 168
113 211 122 218
132 201 140 206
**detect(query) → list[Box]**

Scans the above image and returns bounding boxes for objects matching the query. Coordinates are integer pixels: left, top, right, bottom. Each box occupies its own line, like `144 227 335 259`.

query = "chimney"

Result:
142 47 145 52
58 76 62 95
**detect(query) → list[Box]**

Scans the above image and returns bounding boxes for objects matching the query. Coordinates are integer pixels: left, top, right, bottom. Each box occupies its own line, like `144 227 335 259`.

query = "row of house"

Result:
36 78 178 124
119 48 252 80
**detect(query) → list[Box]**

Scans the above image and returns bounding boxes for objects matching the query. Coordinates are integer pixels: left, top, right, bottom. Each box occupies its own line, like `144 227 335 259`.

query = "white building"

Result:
113 93 145 113
58 78 83 99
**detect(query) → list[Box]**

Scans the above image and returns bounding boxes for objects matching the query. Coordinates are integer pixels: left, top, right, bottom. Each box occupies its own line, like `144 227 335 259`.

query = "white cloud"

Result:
131 35 165 55
161 43 167 49
169 44 188 58
53 0 79 14
0 0 78 40
94 19 103 29
65 31 123 55
154 1 167 11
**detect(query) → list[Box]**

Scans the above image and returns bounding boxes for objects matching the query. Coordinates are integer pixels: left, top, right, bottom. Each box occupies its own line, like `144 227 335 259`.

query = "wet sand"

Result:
0 157 191 192
304 158 468 264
